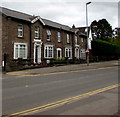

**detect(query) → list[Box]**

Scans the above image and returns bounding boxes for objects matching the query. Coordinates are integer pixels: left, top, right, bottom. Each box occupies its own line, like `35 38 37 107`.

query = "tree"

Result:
91 19 113 41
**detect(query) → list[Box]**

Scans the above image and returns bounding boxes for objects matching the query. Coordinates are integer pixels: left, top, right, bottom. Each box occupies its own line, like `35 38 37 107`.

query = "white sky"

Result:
1 0 119 29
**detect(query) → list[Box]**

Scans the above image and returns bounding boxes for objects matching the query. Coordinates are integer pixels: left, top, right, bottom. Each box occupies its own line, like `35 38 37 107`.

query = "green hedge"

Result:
51 58 67 64
91 39 120 56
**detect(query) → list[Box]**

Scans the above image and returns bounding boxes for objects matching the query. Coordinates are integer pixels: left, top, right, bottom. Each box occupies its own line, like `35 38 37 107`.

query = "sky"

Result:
1 0 119 29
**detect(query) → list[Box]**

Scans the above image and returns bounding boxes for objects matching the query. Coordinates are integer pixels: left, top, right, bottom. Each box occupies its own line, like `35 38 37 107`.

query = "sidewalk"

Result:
6 60 119 76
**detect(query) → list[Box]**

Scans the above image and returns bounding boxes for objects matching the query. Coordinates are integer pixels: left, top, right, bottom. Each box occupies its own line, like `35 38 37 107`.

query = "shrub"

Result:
51 58 67 64
91 39 120 56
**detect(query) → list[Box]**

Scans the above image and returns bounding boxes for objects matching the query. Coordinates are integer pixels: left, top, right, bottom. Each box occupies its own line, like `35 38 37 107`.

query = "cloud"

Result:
88 2 118 28
1 1 118 28
1 0 119 3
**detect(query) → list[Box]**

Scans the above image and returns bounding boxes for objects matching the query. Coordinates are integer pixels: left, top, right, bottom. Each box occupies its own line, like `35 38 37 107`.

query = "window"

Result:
85 28 88 33
35 27 40 38
69 49 71 58
80 49 86 59
44 45 53 58
14 43 27 59
18 24 23 37
81 38 84 43
65 49 68 58
46 30 51 41
57 48 62 58
67 34 70 43
65 47 72 59
75 48 79 59
58 32 61 42
75 36 78 45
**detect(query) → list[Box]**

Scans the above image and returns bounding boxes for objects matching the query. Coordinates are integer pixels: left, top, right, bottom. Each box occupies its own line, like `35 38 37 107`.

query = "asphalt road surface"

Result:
2 64 119 116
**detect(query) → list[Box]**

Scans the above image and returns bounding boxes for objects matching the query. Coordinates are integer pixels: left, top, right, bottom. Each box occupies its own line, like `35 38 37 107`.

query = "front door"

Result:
35 45 39 63
34 40 42 63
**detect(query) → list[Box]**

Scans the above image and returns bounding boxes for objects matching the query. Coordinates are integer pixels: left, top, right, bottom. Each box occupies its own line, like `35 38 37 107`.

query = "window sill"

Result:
44 57 53 59
35 38 40 39
14 57 27 59
17 36 24 39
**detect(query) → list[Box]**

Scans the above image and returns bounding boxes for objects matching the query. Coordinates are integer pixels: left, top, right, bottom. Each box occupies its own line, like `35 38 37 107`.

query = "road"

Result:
2 62 119 116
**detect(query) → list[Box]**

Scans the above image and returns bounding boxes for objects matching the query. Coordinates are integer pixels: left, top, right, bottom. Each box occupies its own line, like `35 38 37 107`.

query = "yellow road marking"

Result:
4 83 120 117
6 66 116 77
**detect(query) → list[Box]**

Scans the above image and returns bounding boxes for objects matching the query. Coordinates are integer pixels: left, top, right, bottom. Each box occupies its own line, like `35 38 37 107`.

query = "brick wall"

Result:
2 12 87 71
42 26 73 59
8 18 30 59
2 16 8 61
2 16 31 61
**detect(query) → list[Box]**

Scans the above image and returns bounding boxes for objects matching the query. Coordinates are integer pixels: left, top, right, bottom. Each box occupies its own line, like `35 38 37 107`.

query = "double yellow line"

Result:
4 83 120 117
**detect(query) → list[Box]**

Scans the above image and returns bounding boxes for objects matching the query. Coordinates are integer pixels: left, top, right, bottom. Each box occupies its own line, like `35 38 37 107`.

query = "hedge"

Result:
91 39 120 56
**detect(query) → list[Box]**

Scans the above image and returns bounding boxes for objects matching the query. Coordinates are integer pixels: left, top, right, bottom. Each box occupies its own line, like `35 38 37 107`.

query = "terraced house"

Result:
1 7 87 71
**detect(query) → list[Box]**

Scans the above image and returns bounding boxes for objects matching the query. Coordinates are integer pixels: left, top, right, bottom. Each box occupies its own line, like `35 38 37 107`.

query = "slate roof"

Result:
1 7 34 22
1 7 73 32
43 18 73 32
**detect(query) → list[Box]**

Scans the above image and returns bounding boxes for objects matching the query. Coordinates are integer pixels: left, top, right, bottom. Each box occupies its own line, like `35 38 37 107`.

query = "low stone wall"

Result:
4 58 32 72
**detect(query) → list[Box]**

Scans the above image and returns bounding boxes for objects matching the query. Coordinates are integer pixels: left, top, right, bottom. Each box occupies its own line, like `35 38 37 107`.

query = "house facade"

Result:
1 7 87 70
72 26 87 60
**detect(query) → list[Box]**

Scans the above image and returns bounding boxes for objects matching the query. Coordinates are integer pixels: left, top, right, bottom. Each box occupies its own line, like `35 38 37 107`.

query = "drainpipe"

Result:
29 23 32 60
72 25 75 63
71 32 75 63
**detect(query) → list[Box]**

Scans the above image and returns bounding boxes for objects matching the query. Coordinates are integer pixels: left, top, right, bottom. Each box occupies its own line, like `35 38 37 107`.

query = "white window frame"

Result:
44 45 54 58
58 32 61 42
85 28 88 33
14 43 27 59
65 47 72 59
57 48 62 58
18 24 23 37
81 37 84 43
35 27 40 38
67 34 70 43
46 30 51 41
80 48 86 59
75 47 79 59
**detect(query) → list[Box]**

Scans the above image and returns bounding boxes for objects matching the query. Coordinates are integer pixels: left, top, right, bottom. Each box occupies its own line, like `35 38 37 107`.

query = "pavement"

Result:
5 60 119 77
